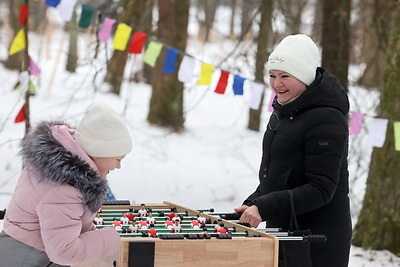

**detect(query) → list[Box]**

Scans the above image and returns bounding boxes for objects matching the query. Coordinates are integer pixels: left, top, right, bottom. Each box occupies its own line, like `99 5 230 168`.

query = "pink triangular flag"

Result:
29 56 41 76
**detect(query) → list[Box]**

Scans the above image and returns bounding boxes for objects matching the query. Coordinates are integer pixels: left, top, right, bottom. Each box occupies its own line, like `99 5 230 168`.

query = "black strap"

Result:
289 190 299 231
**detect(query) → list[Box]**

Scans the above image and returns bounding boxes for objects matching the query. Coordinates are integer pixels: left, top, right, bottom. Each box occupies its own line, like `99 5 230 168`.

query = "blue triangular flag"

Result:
232 75 245 95
45 0 61 8
162 48 179 74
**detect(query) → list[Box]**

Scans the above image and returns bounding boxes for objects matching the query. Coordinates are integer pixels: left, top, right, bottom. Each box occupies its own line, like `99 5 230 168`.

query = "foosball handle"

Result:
218 213 242 220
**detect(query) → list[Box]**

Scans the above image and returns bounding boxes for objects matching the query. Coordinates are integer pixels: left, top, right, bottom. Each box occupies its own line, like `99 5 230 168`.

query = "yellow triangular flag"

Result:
143 41 163 67
197 63 214 85
9 29 26 55
113 23 132 51
394 122 400 151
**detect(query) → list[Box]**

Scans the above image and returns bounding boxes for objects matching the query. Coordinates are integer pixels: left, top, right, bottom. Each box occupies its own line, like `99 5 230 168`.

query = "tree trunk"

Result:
248 0 273 131
321 0 351 90
147 0 189 131
66 5 78 72
357 0 391 89
105 0 153 94
352 0 400 256
3 0 22 70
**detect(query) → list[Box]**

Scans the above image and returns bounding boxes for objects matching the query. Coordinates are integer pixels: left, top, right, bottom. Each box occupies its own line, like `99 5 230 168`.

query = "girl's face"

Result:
269 70 307 104
92 156 125 178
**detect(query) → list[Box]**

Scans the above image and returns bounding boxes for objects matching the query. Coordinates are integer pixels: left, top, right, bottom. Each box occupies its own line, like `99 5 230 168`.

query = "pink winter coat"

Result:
3 122 120 265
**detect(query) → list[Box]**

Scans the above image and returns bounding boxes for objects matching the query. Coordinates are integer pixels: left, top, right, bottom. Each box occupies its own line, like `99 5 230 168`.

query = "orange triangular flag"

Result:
15 104 26 123
9 29 26 55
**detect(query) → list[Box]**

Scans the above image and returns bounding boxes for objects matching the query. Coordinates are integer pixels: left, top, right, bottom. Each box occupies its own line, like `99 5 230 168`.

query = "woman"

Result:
0 102 132 266
235 34 352 267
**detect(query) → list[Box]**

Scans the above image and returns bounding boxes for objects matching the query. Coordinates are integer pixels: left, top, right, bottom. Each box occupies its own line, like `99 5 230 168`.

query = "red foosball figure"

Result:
148 224 158 237
164 218 174 229
112 218 122 231
93 212 104 225
217 222 228 234
126 212 135 222
138 218 149 229
190 217 200 229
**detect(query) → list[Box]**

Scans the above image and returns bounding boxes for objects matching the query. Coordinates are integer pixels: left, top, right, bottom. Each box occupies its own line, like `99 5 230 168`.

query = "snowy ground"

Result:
1 5 400 267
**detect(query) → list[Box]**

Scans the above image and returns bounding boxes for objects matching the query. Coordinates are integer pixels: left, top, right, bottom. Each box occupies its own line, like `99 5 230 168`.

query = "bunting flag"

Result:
178 55 195 83
45 0 61 8
144 41 163 67
162 48 179 74
232 75 245 95
18 71 30 94
249 82 264 110
19 5 29 25
128 32 148 54
367 118 388 148
349 112 364 135
9 29 26 56
78 4 93 29
98 17 116 42
29 56 41 76
14 104 26 123
268 91 276 112
113 23 132 51
214 71 229 94
394 122 400 151
58 0 77 21
197 63 214 85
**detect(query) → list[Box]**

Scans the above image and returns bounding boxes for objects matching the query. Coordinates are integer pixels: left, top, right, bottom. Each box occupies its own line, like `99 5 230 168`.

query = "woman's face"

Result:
269 70 307 104
92 156 125 178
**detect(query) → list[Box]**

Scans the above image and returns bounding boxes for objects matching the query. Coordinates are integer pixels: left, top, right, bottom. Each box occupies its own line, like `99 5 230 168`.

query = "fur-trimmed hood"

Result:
19 121 107 213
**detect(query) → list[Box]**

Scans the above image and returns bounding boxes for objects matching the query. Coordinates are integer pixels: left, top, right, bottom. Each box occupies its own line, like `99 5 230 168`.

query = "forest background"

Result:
1 0 400 266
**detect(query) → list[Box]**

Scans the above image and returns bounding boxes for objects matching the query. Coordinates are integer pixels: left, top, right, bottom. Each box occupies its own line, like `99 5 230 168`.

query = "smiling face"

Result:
92 156 125 178
269 70 307 104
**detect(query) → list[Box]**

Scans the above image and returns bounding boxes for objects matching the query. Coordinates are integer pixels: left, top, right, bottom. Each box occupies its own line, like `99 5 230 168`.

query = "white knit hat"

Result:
266 34 320 86
75 102 132 157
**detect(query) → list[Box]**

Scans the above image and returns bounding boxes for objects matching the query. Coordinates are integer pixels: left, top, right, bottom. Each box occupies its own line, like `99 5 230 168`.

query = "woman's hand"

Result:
238 205 262 228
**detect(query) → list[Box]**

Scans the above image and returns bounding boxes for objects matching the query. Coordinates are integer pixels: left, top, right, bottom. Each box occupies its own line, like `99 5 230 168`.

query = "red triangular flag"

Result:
128 32 148 54
15 104 26 123
19 5 29 25
214 71 230 94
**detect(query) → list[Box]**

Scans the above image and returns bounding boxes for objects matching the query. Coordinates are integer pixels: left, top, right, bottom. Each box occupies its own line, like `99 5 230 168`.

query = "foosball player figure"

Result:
171 218 182 233
138 217 149 229
138 203 148 217
126 212 135 222
197 211 207 225
167 207 179 220
129 220 139 233
93 212 104 225
214 219 222 232
148 224 158 237
164 217 174 229
216 222 228 234
146 212 156 225
112 217 122 231
190 217 200 230
120 212 130 226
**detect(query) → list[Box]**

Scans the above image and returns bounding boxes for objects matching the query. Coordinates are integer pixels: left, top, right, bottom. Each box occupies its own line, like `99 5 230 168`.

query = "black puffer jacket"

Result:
244 67 352 244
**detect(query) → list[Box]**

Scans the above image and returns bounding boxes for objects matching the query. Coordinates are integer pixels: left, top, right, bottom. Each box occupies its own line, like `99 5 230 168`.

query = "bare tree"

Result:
352 0 400 255
248 0 273 131
147 0 189 131
321 0 351 90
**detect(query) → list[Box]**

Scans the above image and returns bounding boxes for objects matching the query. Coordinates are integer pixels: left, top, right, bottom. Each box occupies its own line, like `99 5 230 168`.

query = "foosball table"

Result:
76 200 279 267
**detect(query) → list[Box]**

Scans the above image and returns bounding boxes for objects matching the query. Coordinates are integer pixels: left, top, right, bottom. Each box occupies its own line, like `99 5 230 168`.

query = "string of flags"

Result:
7 1 400 151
